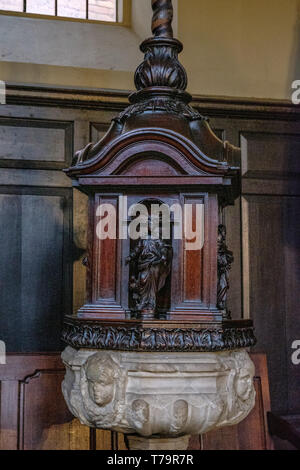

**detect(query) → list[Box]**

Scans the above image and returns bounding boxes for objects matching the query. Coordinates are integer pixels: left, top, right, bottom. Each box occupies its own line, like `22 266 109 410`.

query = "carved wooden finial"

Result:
151 0 173 38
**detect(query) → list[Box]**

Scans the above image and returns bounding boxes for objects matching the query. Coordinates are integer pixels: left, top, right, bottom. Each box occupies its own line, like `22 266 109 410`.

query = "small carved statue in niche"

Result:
126 217 173 318
217 225 234 316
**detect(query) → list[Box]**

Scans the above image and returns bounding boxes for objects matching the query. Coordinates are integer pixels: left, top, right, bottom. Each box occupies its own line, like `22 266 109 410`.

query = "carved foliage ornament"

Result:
134 44 188 91
118 96 206 121
62 320 256 352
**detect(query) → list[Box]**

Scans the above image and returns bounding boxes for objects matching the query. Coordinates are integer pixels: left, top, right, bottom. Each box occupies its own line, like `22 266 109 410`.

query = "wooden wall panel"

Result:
0 117 73 170
284 201 300 414
238 122 300 415
240 131 300 180
182 196 205 303
0 189 72 352
242 196 287 412
242 195 300 414
0 94 116 352
209 116 300 417
0 354 88 450
0 381 19 450
94 195 119 303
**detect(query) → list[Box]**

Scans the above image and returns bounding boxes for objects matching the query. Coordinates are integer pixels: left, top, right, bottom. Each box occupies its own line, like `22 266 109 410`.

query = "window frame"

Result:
0 0 131 27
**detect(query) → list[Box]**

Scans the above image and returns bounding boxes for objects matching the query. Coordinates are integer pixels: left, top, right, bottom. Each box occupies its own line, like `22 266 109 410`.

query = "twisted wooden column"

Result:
151 0 173 38
133 0 187 91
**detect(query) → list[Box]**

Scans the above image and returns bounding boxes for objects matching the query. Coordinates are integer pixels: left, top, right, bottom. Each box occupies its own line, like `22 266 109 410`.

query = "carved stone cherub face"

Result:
85 355 117 407
172 400 188 431
131 399 149 426
236 368 253 401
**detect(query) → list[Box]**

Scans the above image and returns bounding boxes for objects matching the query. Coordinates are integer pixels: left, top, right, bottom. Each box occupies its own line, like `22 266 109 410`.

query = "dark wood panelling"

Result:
243 195 300 414
94 194 120 304
243 196 288 413
5 84 300 121
182 196 204 303
238 119 300 416
208 117 300 417
0 187 73 352
284 201 300 414
240 131 300 180
0 118 73 170
0 354 91 450
0 93 117 352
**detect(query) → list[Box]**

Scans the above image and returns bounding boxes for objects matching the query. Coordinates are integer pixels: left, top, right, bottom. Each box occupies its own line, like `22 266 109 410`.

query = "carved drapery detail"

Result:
217 225 234 317
126 233 173 319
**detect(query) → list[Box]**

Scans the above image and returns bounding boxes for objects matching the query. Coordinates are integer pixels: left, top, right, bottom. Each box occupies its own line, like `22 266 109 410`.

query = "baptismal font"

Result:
61 0 256 450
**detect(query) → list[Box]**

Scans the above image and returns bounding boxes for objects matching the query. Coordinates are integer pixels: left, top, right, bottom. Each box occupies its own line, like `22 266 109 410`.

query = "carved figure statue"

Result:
217 224 234 313
126 218 173 317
